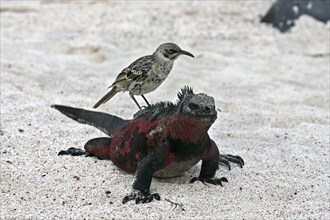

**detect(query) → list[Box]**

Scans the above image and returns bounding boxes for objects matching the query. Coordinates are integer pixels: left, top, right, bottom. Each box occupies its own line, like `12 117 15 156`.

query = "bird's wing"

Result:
109 55 155 88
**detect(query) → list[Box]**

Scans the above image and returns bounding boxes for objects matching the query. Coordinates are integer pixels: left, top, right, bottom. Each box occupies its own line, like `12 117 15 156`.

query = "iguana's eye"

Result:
188 103 199 110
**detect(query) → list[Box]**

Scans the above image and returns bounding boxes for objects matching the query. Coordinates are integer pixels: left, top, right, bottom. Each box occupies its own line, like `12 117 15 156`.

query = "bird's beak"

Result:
179 50 194 58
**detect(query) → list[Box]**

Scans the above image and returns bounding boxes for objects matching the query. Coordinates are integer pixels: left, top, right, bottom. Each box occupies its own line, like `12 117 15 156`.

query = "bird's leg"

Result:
141 95 151 107
130 94 142 109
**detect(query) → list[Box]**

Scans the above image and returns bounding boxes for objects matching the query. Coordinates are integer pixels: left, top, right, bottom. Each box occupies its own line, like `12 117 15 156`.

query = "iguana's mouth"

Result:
187 110 217 123
197 111 217 120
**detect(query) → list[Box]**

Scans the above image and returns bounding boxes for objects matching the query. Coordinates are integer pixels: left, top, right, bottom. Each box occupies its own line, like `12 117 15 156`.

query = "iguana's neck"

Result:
167 115 211 143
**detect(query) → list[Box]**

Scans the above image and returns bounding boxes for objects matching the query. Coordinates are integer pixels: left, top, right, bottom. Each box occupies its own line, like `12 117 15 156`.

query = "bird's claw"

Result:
122 189 160 204
190 176 228 186
219 154 244 170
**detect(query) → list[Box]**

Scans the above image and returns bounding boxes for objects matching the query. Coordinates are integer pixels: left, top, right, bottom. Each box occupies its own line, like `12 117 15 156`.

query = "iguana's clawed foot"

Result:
219 154 244 170
58 147 91 156
122 190 160 204
190 176 228 186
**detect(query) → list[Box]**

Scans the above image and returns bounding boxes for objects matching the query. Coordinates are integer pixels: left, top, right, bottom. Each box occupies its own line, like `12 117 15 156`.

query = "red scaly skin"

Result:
109 112 213 174
77 108 218 181
203 140 218 161
167 114 212 142
109 117 162 173
87 144 111 159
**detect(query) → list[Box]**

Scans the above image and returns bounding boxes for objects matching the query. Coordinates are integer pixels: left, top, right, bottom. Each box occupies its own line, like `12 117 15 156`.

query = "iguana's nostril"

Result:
205 106 211 111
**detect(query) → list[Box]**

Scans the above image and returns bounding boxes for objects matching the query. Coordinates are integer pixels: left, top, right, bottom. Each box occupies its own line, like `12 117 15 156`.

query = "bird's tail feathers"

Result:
93 86 118 108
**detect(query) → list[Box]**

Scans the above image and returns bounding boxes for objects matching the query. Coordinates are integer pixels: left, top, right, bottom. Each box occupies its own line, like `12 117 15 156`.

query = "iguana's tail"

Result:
51 105 128 136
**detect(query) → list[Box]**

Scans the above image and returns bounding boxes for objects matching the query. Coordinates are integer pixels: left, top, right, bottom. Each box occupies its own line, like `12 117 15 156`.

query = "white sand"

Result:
1 1 329 219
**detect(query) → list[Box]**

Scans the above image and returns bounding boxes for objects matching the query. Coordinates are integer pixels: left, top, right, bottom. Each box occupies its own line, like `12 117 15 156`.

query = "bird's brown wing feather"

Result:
109 55 155 88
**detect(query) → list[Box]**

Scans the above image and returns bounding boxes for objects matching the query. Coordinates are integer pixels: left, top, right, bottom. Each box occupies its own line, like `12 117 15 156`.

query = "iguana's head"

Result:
133 86 217 142
176 86 217 125
133 86 217 125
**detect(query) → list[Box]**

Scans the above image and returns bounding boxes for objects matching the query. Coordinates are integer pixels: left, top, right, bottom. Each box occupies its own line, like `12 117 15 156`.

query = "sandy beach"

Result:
1 1 329 219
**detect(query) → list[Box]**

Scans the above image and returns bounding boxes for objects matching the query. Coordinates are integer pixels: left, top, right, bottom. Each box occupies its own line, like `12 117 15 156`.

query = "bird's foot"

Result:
122 189 160 204
190 176 228 186
219 154 244 170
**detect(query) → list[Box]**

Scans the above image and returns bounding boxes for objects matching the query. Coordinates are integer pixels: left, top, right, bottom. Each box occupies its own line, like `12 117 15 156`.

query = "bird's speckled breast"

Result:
131 61 174 95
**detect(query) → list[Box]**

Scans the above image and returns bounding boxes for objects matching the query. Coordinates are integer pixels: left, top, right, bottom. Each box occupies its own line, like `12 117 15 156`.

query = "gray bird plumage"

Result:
93 42 194 109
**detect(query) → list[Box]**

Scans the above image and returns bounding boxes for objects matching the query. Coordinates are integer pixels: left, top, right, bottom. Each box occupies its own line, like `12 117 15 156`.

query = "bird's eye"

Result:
167 49 176 54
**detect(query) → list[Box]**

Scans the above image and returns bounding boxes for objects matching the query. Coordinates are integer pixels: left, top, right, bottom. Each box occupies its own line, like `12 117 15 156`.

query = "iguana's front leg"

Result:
122 145 168 204
190 139 244 186
219 154 244 170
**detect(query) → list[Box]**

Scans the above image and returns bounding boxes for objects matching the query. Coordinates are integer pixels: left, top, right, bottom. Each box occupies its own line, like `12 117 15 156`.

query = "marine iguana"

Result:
261 0 330 32
52 86 244 204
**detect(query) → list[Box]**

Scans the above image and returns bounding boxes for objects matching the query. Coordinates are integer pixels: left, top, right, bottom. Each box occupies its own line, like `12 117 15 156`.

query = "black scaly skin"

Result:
52 86 244 204
261 0 330 32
